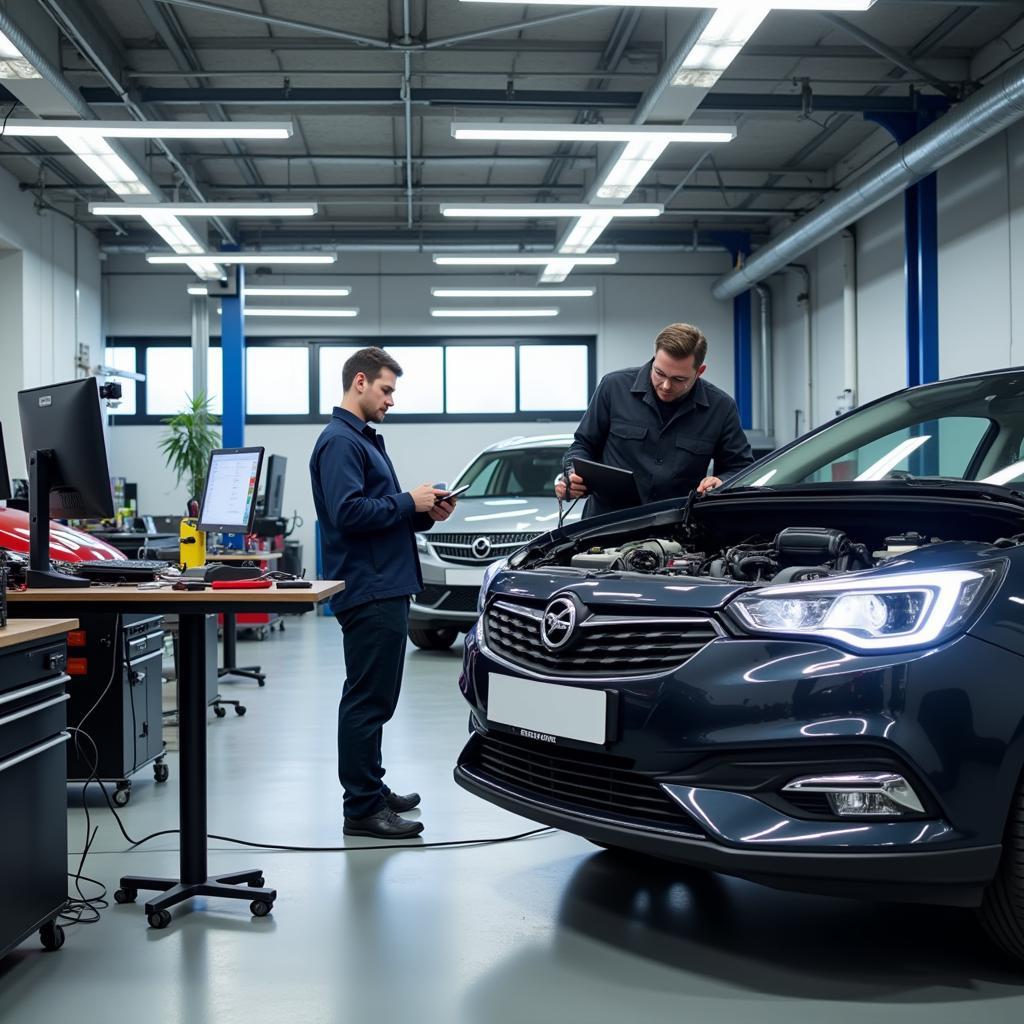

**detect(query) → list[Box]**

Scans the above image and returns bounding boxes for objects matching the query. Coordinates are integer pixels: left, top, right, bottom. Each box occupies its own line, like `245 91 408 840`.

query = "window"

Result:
246 347 309 415
519 345 589 412
446 346 516 414
105 335 595 424
103 346 137 417
318 346 361 415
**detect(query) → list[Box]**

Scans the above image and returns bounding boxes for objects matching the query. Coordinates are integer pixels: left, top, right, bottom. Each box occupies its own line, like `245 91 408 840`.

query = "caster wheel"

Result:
235 705 247 716
147 910 172 930
114 888 137 904
257 677 266 687
113 785 131 807
39 922 65 951
248 876 265 887
214 705 227 718
279 623 286 632
257 633 266 642
154 763 169 784
250 899 273 918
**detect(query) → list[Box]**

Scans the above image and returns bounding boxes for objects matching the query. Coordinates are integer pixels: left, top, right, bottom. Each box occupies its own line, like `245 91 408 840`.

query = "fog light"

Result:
783 772 926 817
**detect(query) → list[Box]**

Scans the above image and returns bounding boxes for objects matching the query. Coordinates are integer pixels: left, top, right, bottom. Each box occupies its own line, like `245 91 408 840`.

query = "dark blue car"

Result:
454 367 1024 961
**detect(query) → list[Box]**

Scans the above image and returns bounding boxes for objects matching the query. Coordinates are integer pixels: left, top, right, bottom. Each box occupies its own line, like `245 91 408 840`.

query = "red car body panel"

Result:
0 506 123 561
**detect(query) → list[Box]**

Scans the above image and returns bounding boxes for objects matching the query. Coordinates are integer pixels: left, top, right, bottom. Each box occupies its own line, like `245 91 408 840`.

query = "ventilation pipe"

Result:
712 60 1024 300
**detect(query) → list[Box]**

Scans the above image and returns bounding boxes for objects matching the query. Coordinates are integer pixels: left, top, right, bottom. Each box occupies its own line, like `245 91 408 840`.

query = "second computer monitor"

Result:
197 447 264 535
0 422 11 502
263 454 287 519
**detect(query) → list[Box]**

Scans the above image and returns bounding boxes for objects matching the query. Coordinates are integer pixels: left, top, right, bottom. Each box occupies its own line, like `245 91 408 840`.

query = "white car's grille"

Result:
430 532 542 565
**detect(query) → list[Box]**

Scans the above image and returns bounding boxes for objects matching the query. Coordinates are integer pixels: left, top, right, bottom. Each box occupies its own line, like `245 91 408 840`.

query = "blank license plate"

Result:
487 673 608 745
446 568 486 586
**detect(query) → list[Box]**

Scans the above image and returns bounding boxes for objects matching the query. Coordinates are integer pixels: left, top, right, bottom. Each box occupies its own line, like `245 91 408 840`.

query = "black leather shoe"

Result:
343 807 424 839
384 790 421 813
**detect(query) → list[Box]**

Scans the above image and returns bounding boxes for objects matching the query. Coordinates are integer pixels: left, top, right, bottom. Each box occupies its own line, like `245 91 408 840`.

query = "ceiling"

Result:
1 0 1022 254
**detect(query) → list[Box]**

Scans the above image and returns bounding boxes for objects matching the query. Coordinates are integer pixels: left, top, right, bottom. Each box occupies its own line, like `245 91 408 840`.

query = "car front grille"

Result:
430 532 541 565
484 599 720 678
467 732 705 835
414 584 480 613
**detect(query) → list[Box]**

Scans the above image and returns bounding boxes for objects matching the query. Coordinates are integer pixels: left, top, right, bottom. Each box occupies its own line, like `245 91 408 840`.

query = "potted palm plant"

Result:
159 392 221 503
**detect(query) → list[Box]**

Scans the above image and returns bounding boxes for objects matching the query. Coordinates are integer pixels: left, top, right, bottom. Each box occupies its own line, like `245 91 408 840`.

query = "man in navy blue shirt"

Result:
310 347 455 839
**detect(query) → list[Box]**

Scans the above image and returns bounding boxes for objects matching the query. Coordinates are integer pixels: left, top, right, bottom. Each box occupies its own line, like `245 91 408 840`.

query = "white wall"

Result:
0 164 103 480
103 250 735 565
768 120 1024 448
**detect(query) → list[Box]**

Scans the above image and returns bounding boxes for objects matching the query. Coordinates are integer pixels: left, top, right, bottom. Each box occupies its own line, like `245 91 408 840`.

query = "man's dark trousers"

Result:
335 596 409 820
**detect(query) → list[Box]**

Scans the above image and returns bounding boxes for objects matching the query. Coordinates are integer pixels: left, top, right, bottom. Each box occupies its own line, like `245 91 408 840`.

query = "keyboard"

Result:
74 558 172 583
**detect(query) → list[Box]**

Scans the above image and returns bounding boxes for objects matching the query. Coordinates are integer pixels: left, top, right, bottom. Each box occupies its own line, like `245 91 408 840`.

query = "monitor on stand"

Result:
263 454 287 520
0 422 11 502
17 378 116 588
197 447 265 536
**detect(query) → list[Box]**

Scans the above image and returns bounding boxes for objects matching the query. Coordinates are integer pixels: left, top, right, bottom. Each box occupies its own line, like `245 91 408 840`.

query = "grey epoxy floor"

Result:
3 614 1024 1022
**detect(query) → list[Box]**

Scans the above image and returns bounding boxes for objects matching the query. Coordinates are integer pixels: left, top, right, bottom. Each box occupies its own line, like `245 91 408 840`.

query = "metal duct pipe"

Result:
712 60 1024 300
754 283 774 438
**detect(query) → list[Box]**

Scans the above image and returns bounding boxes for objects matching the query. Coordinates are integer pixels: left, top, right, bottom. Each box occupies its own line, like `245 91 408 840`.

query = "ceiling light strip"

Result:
217 307 359 318
440 203 662 218
451 123 737 144
148 253 337 265
431 287 594 298
430 308 559 318
3 119 293 139
92 202 317 217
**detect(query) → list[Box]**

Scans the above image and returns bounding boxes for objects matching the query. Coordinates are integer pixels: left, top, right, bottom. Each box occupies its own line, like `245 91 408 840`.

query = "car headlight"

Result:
477 558 508 615
415 533 428 554
728 566 1000 652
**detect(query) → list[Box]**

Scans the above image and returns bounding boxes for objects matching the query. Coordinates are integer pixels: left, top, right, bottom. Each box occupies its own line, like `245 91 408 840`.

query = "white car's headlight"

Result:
728 567 1000 652
415 533 429 554
478 558 508 615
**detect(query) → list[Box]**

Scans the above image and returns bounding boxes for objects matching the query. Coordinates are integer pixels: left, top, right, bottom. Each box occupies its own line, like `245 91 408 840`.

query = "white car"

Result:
410 434 581 650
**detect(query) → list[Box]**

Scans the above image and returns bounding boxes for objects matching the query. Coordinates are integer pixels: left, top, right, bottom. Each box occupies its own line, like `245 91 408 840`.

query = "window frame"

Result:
104 335 596 425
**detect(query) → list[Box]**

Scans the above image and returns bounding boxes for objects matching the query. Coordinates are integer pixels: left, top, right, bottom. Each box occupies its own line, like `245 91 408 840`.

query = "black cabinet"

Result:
66 613 168 805
0 630 70 958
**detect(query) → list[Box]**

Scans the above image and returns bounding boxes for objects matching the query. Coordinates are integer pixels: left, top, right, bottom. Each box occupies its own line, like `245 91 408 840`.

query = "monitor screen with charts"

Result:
571 457 642 508
198 447 264 534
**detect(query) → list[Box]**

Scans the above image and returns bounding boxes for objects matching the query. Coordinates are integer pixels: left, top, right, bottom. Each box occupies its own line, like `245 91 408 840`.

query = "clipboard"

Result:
572 457 642 507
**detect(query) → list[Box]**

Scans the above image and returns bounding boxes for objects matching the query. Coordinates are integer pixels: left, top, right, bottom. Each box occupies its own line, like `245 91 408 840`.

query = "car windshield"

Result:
455 448 566 499
726 371 1024 491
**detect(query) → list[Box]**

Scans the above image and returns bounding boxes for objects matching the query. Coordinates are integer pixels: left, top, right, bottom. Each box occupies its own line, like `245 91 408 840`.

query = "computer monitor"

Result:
263 454 287 519
18 378 115 588
197 447 264 535
0 422 11 502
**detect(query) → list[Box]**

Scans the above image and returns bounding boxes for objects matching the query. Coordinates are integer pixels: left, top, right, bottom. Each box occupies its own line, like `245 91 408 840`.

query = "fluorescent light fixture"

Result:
2 119 293 139
218 307 359 318
60 131 150 196
431 287 594 298
148 253 337 265
451 123 737 144
91 202 317 217
440 203 661 218
192 285 352 297
560 212 616 254
596 138 673 200
672 5 771 89
141 210 205 255
431 308 559 318
0 29 41 79
432 255 617 266
459 0 874 9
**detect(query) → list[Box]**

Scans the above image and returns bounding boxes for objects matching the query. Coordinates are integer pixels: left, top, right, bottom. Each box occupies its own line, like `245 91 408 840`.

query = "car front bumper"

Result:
455 624 1024 906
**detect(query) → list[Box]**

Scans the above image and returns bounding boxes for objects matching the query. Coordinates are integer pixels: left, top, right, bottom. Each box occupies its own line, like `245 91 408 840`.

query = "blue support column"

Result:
220 264 246 448
733 290 753 429
864 108 945 389
709 230 752 429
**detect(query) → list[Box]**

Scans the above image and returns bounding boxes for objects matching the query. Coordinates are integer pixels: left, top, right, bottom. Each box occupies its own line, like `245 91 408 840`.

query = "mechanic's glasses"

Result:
653 367 694 387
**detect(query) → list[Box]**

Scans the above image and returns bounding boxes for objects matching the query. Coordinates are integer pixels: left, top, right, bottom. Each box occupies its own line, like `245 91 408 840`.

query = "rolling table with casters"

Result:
0 617 78 957
206 551 284 688
8 581 344 930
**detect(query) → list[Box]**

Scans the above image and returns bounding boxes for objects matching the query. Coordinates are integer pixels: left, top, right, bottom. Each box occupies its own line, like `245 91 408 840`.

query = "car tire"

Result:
409 627 458 651
979 781 1024 960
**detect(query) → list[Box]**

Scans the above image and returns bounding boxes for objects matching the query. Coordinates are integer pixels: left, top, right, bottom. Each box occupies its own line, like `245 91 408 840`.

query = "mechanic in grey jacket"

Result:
557 323 754 518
